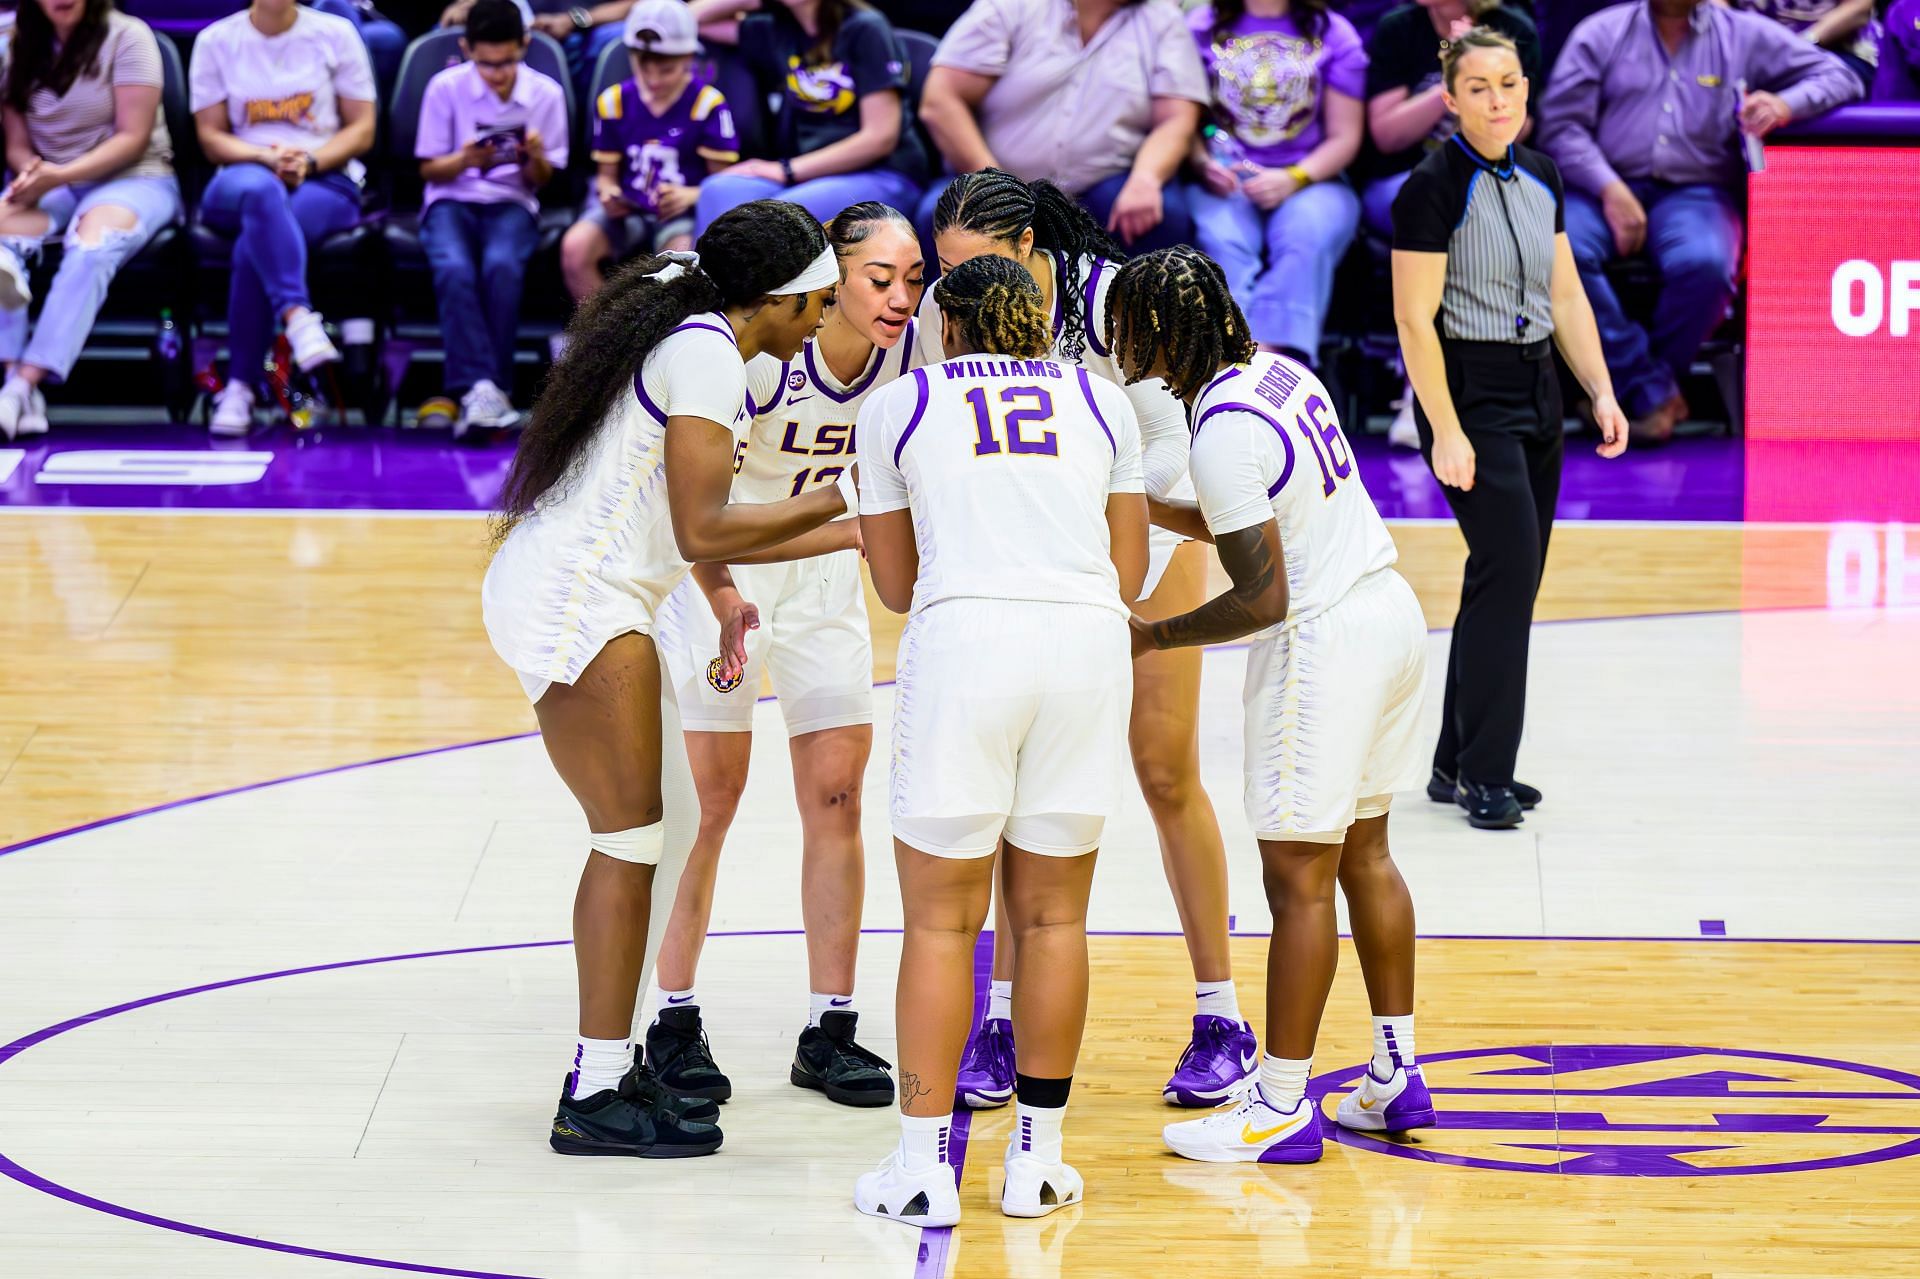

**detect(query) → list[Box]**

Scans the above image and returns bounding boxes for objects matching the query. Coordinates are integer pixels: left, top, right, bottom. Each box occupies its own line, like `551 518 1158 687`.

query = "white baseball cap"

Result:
623 0 701 55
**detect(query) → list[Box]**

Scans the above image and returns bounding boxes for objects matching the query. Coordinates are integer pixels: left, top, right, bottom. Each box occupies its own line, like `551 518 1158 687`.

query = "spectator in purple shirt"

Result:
1736 0 1877 91
1876 0 1920 98
1539 0 1859 441
414 0 568 434
1187 0 1366 367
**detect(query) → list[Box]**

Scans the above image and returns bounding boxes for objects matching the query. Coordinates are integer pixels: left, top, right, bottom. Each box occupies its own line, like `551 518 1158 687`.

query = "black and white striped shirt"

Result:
1392 138 1564 343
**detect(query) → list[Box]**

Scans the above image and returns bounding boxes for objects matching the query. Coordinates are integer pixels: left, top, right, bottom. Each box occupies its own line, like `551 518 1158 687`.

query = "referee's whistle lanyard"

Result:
1448 134 1535 341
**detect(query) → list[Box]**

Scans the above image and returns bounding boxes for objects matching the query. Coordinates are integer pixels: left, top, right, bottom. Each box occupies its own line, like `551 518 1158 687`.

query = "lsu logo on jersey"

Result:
706 656 743 694
1317 1044 1920 1176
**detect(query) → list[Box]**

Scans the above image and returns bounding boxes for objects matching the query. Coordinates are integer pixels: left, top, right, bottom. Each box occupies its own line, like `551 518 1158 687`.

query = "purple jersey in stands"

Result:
590 76 738 217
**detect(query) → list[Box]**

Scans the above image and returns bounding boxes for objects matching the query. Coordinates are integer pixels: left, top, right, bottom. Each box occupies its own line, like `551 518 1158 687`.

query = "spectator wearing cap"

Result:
1879 0 1920 98
686 0 927 232
917 0 1210 252
561 0 738 300
1539 0 1860 442
413 0 567 435
1734 0 1877 91
1186 0 1368 369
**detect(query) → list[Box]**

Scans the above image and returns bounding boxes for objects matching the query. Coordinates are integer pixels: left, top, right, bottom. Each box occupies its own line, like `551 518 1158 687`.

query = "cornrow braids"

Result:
932 169 1121 363
933 256 1051 359
1107 247 1256 404
494 200 828 543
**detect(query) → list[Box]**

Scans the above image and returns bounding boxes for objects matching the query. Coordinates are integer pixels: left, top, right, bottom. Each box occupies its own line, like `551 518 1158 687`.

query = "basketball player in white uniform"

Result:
480 202 851 1159
1107 248 1435 1166
922 170 1254 1112
645 205 924 1107
852 255 1148 1226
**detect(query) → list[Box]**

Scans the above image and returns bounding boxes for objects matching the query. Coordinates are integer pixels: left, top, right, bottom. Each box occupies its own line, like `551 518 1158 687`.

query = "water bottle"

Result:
156 308 181 364
1205 124 1254 175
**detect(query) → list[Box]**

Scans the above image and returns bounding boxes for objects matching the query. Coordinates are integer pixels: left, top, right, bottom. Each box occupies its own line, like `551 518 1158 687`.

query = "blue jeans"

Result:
0 174 181 381
421 199 539 396
200 164 361 386
1361 170 1412 241
915 171 1196 264
694 167 924 238
1190 180 1359 358
1562 182 1742 417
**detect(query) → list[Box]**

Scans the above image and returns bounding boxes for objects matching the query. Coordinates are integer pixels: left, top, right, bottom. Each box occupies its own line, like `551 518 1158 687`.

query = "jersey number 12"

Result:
964 386 1058 457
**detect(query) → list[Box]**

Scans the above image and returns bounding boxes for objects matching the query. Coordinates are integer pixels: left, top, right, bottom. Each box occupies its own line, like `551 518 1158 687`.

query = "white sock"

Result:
1372 1015 1415 1077
1010 1100 1065 1164
809 990 853 1027
1195 979 1240 1021
1256 1054 1312 1113
898 1111 953 1173
656 984 696 1018
986 979 1012 1024
568 1036 632 1099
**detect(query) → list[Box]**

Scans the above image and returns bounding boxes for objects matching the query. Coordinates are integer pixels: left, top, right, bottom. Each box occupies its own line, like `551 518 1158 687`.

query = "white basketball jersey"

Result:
857 357 1145 618
732 320 921 504
1187 353 1398 628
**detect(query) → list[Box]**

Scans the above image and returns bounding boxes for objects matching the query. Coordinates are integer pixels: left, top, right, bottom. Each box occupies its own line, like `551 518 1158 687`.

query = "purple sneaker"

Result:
1163 1014 1259 1107
955 1017 1014 1109
1334 1064 1437 1133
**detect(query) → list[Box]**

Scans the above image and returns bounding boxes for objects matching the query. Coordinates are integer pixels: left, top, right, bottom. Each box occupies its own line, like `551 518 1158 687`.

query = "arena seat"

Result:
894 28 939 166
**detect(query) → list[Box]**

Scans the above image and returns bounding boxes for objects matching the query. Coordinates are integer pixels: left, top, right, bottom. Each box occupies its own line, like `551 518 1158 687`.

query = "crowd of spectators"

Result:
0 0 1914 440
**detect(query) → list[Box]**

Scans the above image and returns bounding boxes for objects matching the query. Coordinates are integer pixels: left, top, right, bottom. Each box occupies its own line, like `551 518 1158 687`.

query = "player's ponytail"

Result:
933 255 1051 360
496 201 829 542
1107 246 1255 403
932 169 1120 362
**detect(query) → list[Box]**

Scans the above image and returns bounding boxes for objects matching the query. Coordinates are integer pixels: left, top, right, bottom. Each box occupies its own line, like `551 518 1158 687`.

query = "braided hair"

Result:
825 201 916 261
495 200 828 539
933 256 1051 360
1107 247 1256 404
932 169 1120 363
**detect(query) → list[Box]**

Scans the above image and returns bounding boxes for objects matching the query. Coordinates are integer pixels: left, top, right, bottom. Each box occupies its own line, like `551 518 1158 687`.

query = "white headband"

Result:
769 245 840 296
644 250 701 284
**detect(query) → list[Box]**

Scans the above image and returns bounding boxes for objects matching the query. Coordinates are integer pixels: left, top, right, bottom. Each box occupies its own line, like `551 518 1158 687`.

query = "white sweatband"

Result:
769 245 839 295
835 466 861 518
589 823 665 865
645 250 701 284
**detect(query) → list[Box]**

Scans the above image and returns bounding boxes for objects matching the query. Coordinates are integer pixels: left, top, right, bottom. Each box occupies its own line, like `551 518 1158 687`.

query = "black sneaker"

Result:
1455 777 1524 830
549 1076 723 1158
1430 767 1540 810
628 1059 720 1123
645 1005 732 1103
791 1011 895 1107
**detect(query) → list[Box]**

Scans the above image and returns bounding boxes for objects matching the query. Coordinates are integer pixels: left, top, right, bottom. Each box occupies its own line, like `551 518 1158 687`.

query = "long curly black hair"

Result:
932 256 1050 359
931 169 1120 363
494 200 828 540
1107 247 1256 404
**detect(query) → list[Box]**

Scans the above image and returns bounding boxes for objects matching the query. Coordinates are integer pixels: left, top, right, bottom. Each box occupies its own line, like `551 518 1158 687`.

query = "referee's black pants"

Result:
1414 338 1564 788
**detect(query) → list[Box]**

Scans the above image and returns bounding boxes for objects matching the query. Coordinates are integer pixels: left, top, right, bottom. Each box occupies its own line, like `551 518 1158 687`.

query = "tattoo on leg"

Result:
899 1070 931 1106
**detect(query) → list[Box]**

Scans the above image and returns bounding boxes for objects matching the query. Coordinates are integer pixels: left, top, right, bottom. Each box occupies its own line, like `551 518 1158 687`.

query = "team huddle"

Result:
479 169 1433 1228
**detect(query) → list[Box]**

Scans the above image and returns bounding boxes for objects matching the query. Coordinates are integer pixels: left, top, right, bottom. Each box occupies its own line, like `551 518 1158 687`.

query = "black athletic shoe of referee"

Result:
792 1011 896 1107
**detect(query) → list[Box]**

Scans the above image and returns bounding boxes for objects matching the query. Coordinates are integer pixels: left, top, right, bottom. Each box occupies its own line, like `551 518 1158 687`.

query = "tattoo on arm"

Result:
1148 523 1285 651
899 1070 931 1106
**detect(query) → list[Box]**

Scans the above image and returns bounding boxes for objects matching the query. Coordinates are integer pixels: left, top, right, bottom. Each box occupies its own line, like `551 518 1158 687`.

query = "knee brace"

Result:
589 822 664 865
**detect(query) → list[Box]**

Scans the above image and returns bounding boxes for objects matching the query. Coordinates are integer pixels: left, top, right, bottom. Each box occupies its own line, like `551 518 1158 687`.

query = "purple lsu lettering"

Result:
778 419 853 496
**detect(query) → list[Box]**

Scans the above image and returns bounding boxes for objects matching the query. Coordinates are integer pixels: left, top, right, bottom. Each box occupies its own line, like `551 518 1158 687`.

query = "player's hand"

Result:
1197 159 1241 198
716 598 761 683
1107 174 1164 245
1739 90 1793 138
1600 181 1647 257
1430 427 1476 491
1591 392 1629 458
655 182 699 219
1242 166 1300 212
1128 613 1157 660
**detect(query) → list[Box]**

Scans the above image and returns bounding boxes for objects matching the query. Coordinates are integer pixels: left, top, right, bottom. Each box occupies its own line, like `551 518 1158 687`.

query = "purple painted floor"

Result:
0 422 1747 521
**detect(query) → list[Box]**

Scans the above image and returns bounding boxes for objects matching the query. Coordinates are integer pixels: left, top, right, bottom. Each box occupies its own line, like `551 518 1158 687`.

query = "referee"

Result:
1389 28 1627 830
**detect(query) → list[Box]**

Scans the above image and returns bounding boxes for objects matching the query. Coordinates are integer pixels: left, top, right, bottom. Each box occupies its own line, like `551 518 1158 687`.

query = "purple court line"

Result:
912 930 996 1279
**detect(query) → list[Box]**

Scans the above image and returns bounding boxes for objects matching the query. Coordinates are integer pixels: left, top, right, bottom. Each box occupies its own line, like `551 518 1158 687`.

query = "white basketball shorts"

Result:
1243 569 1428 842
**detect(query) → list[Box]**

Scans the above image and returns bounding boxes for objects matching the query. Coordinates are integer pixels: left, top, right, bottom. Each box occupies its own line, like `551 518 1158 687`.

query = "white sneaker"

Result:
0 246 31 312
853 1153 961 1228
1001 1151 1083 1218
0 376 31 440
1334 1063 1437 1134
209 381 256 436
17 385 47 436
457 378 519 436
1162 1091 1323 1165
1387 389 1419 450
284 310 340 373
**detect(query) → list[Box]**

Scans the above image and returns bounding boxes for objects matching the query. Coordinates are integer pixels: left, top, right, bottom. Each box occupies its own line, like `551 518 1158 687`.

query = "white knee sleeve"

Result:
589 823 665 865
